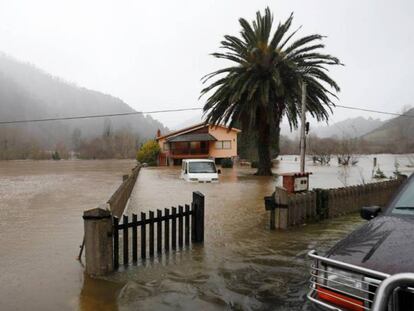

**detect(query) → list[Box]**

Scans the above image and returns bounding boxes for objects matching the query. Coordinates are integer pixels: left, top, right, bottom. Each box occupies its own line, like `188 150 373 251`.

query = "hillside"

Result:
307 116 384 138
0 53 166 152
363 107 414 151
279 116 384 139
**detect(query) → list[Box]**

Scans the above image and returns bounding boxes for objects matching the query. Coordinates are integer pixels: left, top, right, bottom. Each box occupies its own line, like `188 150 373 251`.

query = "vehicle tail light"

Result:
316 286 364 311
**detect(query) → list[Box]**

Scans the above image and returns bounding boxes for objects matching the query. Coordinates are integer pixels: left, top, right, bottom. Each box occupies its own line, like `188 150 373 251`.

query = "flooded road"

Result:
0 156 412 310
118 166 367 311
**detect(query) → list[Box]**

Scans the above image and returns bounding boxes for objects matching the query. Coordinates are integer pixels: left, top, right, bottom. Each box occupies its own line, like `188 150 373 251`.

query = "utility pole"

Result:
300 82 307 173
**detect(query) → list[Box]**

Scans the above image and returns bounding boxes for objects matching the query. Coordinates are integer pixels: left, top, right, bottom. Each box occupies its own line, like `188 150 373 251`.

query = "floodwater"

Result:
0 155 413 310
0 160 136 311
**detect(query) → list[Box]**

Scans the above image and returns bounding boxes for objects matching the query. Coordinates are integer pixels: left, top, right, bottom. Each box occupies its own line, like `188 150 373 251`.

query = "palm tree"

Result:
201 8 342 175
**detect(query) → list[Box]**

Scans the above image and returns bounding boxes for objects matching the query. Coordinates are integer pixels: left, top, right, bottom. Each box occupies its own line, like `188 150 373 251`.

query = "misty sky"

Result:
1 0 413 128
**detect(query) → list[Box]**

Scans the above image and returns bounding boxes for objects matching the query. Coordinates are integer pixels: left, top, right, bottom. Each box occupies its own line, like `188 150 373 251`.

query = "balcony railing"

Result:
170 148 209 155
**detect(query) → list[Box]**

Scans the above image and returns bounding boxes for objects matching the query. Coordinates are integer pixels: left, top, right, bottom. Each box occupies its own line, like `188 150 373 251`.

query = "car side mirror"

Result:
217 169 221 174
361 206 381 220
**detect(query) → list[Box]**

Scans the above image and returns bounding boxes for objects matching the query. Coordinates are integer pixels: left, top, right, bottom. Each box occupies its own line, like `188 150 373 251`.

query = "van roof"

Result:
182 159 215 163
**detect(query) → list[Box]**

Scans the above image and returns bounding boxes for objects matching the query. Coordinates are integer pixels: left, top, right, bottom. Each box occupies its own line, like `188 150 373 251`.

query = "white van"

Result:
180 159 220 183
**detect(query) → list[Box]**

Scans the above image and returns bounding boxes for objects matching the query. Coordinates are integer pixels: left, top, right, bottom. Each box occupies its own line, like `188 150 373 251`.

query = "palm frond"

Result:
201 7 342 138
270 13 294 49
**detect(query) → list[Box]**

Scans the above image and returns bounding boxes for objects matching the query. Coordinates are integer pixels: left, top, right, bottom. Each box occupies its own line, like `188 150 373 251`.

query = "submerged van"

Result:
180 159 220 183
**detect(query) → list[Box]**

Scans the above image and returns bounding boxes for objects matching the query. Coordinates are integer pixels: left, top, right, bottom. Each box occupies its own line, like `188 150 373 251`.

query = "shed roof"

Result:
166 133 217 143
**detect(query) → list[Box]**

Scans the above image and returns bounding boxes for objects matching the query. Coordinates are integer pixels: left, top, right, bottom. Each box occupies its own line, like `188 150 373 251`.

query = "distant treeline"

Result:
237 131 414 163
282 135 414 155
0 123 141 160
2 126 413 161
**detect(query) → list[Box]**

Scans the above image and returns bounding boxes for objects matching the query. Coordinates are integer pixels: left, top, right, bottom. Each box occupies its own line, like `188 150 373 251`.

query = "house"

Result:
156 123 241 166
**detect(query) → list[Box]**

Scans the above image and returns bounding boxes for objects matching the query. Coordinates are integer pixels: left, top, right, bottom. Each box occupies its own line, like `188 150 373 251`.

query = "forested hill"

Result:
0 53 167 156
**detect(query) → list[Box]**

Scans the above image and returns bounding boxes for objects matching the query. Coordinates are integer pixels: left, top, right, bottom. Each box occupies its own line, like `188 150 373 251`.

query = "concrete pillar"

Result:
274 187 289 229
83 205 113 276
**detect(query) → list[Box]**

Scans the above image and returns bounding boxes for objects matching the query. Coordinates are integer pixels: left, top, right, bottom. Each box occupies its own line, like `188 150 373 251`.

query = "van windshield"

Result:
188 162 216 174
391 177 414 215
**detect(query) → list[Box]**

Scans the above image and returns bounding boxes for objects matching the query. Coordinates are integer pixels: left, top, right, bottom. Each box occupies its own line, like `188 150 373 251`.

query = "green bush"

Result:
136 140 160 166
221 158 233 168
373 166 386 179
251 161 258 168
52 151 61 160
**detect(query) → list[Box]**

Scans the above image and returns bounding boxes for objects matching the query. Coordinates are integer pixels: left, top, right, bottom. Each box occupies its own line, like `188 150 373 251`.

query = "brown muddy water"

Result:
0 160 136 311
0 156 413 311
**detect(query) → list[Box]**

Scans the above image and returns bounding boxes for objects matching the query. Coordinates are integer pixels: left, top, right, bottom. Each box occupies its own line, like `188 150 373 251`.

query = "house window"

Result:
163 143 170 151
215 140 231 149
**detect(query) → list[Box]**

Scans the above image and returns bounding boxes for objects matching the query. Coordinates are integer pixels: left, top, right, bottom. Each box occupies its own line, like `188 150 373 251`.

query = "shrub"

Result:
52 151 61 160
136 140 160 166
221 158 233 168
251 161 258 168
373 166 386 179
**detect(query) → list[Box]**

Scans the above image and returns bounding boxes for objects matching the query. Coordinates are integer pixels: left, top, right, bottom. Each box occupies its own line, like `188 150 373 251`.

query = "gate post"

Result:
192 191 204 243
274 187 289 229
83 205 114 276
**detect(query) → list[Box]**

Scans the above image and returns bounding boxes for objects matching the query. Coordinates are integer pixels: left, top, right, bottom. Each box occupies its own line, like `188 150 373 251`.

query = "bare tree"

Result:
336 137 359 166
308 135 335 165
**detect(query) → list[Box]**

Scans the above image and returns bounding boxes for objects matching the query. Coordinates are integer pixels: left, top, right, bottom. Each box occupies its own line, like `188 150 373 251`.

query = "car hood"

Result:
327 216 414 275
188 173 218 179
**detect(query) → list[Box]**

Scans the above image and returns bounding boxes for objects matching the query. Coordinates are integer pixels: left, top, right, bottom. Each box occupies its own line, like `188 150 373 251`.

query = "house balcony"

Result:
170 148 209 158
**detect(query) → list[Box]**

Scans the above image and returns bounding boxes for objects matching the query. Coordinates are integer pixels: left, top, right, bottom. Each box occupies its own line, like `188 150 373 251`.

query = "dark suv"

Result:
308 174 414 311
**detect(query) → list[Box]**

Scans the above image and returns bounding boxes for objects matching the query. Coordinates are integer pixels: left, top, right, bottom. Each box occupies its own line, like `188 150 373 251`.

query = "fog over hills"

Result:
173 112 384 139
363 107 414 145
0 53 166 149
285 116 384 139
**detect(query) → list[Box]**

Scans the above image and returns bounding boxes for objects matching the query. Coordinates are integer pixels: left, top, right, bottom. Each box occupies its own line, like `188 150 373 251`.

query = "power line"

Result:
0 107 203 125
0 103 413 126
335 104 414 118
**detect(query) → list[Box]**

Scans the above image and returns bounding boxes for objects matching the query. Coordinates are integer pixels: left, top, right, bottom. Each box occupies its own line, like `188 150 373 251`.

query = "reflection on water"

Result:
0 155 412 310
80 274 122 311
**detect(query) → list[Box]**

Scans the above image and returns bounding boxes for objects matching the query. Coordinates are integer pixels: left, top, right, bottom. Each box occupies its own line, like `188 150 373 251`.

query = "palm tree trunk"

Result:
255 123 273 176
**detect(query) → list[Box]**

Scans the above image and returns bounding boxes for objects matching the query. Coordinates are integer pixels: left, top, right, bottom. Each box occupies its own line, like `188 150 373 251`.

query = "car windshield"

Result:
391 177 414 215
188 162 216 174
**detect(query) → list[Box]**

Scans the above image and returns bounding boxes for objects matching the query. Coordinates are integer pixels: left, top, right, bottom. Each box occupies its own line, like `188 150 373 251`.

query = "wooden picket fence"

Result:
267 177 407 229
112 191 204 268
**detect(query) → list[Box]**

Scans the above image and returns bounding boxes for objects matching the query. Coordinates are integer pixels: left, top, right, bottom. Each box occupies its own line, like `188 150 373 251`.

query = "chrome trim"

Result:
311 266 379 289
310 285 371 310
310 271 377 296
372 273 414 311
364 276 381 286
310 278 373 303
308 250 390 280
308 250 414 311
307 288 342 311
307 250 388 310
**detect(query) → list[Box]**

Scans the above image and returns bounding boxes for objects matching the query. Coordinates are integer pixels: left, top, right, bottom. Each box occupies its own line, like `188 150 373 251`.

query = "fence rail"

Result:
113 191 204 269
108 165 141 217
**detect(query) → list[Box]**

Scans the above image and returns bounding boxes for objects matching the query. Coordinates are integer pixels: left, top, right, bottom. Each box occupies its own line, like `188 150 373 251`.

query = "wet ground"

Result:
0 156 413 310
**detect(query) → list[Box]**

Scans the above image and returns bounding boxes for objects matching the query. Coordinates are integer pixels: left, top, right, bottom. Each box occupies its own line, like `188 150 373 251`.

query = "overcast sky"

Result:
1 0 413 128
